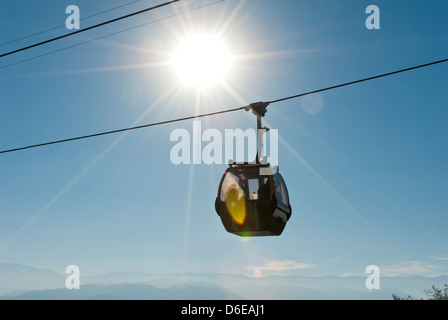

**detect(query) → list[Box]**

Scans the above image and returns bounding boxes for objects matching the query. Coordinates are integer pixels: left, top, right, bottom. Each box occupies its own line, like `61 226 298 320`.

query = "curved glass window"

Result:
273 173 289 211
220 171 246 202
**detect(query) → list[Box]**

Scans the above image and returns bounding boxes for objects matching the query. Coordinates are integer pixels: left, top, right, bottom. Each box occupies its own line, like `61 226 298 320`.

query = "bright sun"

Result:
172 34 231 87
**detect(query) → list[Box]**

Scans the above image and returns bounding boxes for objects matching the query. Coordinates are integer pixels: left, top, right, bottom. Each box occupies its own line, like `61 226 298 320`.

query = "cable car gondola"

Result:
214 102 292 237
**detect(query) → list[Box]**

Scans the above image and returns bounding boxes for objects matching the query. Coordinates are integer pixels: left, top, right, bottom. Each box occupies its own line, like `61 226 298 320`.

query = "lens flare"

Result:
224 186 246 225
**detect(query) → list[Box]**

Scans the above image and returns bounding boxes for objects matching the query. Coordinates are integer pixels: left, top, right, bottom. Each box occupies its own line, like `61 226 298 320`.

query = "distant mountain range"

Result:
3 283 241 300
0 263 65 296
1 263 447 300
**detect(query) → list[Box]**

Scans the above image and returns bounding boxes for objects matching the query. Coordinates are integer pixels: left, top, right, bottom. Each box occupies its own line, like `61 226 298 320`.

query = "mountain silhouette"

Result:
2 283 242 300
2 263 447 300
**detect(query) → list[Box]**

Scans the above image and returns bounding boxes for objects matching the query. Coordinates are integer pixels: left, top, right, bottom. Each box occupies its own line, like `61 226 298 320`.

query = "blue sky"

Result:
0 0 447 285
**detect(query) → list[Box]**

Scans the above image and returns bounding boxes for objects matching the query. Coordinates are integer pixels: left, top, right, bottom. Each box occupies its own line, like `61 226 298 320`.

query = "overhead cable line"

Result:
0 0 180 59
1 57 447 155
0 0 225 71
0 0 147 48
0 107 246 154
268 58 448 104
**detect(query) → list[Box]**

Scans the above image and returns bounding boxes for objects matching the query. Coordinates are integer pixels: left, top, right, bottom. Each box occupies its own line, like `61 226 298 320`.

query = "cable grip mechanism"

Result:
244 101 270 117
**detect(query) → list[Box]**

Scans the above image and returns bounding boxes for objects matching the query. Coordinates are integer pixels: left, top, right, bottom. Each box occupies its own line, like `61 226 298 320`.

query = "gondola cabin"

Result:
215 163 291 237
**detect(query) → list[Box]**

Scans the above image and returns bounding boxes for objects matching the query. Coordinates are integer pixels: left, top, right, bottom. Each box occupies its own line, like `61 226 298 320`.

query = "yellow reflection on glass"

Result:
224 185 246 225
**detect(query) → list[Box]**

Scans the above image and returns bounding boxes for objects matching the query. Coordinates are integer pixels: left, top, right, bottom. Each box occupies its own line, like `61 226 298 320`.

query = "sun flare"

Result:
172 34 231 87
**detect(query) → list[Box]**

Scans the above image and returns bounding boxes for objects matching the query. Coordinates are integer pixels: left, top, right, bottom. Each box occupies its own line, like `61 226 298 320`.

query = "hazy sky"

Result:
0 0 447 281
